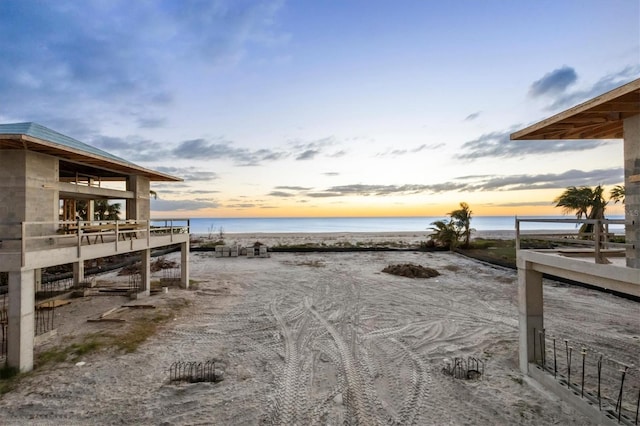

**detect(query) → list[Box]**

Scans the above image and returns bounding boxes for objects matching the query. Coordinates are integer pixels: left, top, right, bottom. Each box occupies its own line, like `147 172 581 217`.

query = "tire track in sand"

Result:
304 297 377 425
268 298 306 425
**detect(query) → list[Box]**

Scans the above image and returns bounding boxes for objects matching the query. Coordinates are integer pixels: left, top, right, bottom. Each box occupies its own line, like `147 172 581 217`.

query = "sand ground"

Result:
0 236 638 425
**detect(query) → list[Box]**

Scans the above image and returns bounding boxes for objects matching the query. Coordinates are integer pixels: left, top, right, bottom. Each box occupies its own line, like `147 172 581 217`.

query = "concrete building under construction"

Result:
0 122 190 372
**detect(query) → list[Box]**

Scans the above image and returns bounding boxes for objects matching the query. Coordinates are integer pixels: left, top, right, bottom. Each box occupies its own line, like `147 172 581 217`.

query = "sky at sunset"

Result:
1 1 638 218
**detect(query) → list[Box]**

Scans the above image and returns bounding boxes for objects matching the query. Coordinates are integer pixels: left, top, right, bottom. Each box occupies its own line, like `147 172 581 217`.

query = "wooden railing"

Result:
515 218 630 263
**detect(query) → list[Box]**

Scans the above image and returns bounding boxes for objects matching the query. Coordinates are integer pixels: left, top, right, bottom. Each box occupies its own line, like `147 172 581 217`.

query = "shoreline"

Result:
190 229 580 247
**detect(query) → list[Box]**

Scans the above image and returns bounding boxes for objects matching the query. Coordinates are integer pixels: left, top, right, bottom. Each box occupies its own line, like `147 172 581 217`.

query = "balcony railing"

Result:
515 218 630 264
0 219 190 267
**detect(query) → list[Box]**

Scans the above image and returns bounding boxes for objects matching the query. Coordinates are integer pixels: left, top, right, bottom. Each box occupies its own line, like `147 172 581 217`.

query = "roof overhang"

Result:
511 78 640 140
0 134 181 182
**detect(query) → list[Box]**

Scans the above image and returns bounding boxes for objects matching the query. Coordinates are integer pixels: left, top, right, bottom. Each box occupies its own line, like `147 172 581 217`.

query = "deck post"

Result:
7 269 35 372
139 249 151 297
34 268 42 293
181 241 190 289
73 261 84 287
518 259 543 374
624 114 639 268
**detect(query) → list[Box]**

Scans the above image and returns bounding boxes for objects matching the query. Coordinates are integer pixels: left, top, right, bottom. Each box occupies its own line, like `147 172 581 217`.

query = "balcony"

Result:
0 219 190 271
515 218 639 297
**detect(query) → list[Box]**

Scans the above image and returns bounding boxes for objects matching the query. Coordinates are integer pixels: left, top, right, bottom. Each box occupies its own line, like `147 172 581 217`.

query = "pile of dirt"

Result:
382 263 440 278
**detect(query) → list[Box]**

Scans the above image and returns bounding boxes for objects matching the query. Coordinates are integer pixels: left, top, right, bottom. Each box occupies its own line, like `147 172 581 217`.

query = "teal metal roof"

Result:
0 122 132 165
0 122 180 181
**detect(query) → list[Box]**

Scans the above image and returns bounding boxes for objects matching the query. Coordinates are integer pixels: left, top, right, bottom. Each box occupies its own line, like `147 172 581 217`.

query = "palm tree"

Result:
553 186 593 220
553 185 608 234
448 202 474 248
428 219 461 250
610 185 625 204
94 200 122 220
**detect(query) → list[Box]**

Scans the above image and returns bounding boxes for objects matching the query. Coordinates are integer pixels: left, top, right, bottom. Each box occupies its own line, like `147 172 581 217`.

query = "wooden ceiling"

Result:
0 134 181 182
511 79 640 140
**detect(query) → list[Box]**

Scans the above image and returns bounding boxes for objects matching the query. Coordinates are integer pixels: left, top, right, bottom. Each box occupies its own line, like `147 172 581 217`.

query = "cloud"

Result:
492 201 556 207
377 143 444 157
288 136 342 161
0 0 286 128
465 111 481 121
268 191 296 197
154 166 219 181
150 198 219 211
547 65 640 110
168 138 287 166
304 167 622 198
296 149 320 160
91 135 166 162
137 117 167 129
457 128 611 160
529 66 578 97
275 186 312 190
473 168 623 191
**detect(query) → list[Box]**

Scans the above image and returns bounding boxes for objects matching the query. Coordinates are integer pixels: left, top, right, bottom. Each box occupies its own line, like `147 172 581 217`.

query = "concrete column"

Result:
88 200 95 222
623 115 640 268
7 269 35 372
34 268 42 293
126 176 150 221
518 260 543 374
140 249 151 297
181 241 190 289
73 261 85 287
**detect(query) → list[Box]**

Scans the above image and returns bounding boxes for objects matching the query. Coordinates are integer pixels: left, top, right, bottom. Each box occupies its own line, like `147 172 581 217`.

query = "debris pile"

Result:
382 263 440 279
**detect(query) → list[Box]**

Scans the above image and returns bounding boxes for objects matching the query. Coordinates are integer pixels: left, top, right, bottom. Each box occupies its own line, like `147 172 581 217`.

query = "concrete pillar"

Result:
140 249 151 297
518 260 544 374
7 269 35 372
623 115 640 268
88 200 95 222
34 268 42 293
73 261 85 287
126 176 151 221
181 241 190 289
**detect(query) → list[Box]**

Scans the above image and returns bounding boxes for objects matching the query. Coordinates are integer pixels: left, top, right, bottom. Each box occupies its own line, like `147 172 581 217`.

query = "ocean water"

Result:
182 216 625 234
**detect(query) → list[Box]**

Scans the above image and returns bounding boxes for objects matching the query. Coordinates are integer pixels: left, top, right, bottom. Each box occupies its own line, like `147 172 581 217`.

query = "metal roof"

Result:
511 78 640 140
0 122 181 181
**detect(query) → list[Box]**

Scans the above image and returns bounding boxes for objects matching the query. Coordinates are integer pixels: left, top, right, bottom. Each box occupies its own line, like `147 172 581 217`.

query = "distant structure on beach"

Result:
0 122 191 372
511 78 639 422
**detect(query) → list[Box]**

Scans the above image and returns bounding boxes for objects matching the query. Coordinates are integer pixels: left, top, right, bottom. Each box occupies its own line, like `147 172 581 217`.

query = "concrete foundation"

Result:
518 261 543 374
528 364 621 426
73 261 85 287
181 241 189 289
7 269 35 372
140 249 151 297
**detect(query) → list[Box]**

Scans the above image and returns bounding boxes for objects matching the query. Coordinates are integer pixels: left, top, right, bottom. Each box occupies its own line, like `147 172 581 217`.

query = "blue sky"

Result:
1 0 638 217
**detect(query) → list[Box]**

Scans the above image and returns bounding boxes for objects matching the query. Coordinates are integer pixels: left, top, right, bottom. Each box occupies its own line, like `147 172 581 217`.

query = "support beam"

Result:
139 249 151 297
623 115 639 268
34 268 42 293
73 261 85 287
7 269 35 372
518 259 544 374
181 241 190 289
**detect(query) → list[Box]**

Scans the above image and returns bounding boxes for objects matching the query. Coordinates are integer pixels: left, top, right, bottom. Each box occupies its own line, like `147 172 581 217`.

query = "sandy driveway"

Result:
0 250 638 425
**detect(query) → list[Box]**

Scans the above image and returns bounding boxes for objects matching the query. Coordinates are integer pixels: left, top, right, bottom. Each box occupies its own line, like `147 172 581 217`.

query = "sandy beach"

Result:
0 232 638 425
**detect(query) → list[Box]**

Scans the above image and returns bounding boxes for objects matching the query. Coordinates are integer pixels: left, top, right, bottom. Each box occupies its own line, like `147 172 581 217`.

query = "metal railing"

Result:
515 218 629 263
